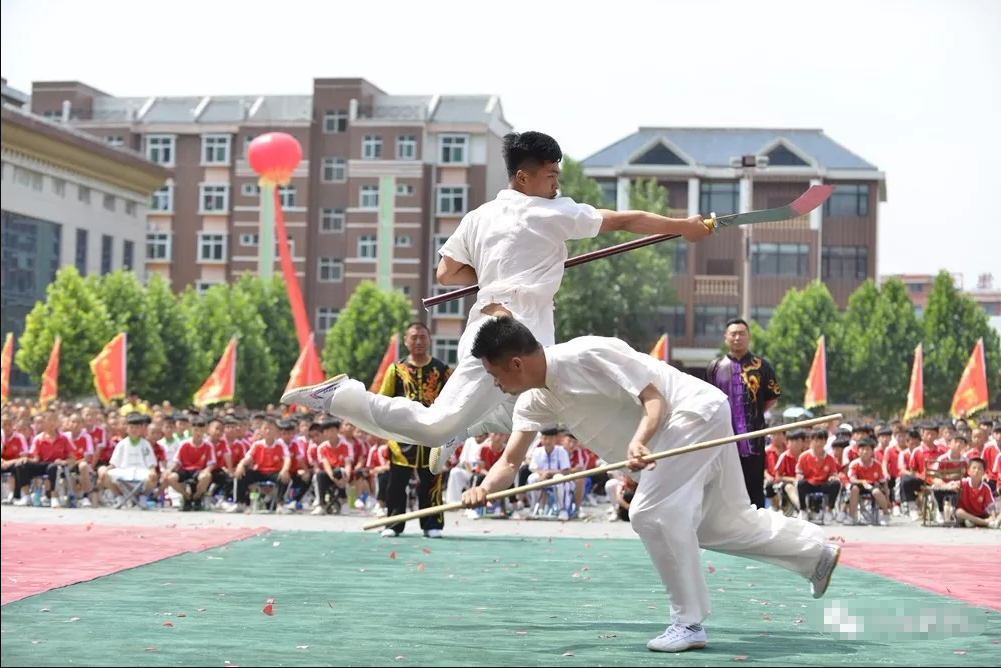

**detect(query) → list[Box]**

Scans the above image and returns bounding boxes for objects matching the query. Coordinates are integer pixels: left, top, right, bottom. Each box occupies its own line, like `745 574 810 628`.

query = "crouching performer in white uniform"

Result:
461 316 841 654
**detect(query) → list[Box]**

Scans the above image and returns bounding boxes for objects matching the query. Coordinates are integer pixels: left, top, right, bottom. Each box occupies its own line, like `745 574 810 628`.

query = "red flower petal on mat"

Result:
31 640 41 644
946 587 952 593
144 646 156 652
389 551 396 560
177 613 186 618
599 633 617 638
327 601 333 608
266 598 275 604
708 565 716 573
582 566 590 571
40 608 49 613
954 650 966 655
395 655 405 661
734 655 748 661
166 524 177 528
454 520 459 525
562 652 574 656
762 615 771 621
991 639 999 644
162 622 174 627
85 523 93 531
572 572 581 578
273 541 280 547
163 582 172 586
793 618 804 624
423 548 432 554
359 568 368 572
224 662 239 667
417 563 425 572
262 604 274 616
585 543 592 548
648 605 656 609
516 630 527 635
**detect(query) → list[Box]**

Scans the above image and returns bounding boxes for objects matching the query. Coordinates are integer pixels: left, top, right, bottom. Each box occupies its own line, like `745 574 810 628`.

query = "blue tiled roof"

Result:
582 128 877 171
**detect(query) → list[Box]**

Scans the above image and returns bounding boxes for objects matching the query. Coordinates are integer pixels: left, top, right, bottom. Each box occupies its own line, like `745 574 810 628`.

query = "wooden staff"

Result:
362 412 842 530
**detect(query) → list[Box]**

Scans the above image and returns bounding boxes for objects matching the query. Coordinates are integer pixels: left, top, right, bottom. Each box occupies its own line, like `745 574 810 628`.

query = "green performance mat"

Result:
1 530 997 666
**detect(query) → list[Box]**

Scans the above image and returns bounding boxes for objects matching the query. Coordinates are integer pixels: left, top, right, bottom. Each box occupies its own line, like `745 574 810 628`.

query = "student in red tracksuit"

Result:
231 418 291 512
12 410 73 507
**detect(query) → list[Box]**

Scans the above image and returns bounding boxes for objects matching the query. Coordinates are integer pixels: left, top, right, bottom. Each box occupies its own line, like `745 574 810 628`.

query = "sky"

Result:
2 0 999 289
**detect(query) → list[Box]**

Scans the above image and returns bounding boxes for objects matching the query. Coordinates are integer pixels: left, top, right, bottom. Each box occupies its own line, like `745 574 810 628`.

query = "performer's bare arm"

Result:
626 383 667 471
598 210 712 242
461 430 535 507
436 256 478 286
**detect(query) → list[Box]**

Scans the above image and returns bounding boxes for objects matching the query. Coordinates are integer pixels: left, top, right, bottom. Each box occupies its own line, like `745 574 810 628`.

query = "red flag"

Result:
194 338 237 408
1 333 13 406
903 343 923 422
272 187 312 350
803 335 827 410
39 337 61 410
951 337 989 418
652 332 668 362
285 333 324 395
90 332 127 406
369 334 399 392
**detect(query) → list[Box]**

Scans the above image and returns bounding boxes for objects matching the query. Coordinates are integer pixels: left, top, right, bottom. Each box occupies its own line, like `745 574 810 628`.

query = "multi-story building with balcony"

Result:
28 78 512 366
582 127 887 373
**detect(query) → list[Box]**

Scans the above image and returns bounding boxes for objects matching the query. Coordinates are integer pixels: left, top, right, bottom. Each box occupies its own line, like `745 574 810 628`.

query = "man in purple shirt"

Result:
705 318 780 509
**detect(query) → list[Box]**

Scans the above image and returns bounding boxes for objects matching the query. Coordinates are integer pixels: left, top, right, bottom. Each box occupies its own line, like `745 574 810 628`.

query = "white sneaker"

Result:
310 505 327 516
380 528 398 538
13 496 30 506
557 510 570 521
50 497 61 508
428 437 461 475
80 497 92 507
425 529 443 538
646 623 707 653
224 502 245 514
280 374 347 413
810 542 841 599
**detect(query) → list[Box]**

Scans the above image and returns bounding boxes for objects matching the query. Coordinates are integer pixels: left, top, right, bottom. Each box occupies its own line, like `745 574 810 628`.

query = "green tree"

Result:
555 160 679 350
922 270 1001 415
763 281 844 406
144 273 198 406
181 283 278 408
841 278 923 416
232 273 300 399
15 266 113 398
95 271 168 402
322 281 412 384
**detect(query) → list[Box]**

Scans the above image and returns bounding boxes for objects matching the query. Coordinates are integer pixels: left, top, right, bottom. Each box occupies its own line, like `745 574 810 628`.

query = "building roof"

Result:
432 95 495 123
582 127 879 171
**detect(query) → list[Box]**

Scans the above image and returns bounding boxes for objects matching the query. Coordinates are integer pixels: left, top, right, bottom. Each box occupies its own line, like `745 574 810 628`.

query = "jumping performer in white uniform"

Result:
461 316 841 654
281 131 713 472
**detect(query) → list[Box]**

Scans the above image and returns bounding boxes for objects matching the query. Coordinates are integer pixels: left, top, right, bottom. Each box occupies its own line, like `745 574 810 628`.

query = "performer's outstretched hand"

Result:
462 486 489 508
627 439 655 471
682 215 713 242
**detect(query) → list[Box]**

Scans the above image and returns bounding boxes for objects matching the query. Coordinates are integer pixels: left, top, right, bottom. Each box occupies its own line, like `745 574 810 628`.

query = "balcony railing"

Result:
356 104 427 121
694 275 739 297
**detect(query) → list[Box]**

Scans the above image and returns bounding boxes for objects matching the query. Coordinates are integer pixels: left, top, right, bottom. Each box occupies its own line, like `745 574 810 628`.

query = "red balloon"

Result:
247 132 303 185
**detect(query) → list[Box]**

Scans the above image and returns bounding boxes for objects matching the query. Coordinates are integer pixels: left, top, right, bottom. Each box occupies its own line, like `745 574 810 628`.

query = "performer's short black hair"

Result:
470 316 542 364
787 428 807 441
907 428 920 440
502 131 562 179
832 437 850 449
540 427 560 436
809 428 828 441
858 436 876 449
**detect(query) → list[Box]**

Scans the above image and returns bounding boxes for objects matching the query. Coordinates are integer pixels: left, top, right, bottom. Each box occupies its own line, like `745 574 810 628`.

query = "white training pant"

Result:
326 313 542 446
629 402 828 626
445 467 474 504
604 477 623 512
526 472 574 510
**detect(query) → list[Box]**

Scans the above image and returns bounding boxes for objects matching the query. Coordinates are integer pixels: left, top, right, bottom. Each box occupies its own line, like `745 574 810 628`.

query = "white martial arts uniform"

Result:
510 335 829 625
327 189 603 445
526 444 574 511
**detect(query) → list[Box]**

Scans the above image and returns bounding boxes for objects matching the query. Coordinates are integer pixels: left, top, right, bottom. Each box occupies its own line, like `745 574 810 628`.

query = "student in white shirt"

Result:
99 413 159 496
526 427 573 519
282 131 713 472
461 317 840 654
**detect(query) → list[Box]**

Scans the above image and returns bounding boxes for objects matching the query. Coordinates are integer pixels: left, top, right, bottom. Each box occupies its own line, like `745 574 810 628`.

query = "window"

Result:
320 208 345 233
822 245 868 280
122 240 134 271
437 186 467 215
75 229 88 275
0 212 62 345
146 232 171 261
195 281 219 296
241 183 259 197
357 235 377 259
243 135 256 158
240 234 258 246
751 306 775 329
103 194 116 211
145 135 175 164
199 184 230 214
318 257 343 282
699 182 739 217
52 178 66 197
695 305 738 338
656 304 686 338
752 243 810 277
362 135 383 160
125 201 136 216
397 135 417 160
78 185 91 204
106 136 124 147
151 184 173 212
394 235 412 248
322 157 346 182
670 240 688 275
396 184 414 196
982 302 1000 316
323 110 348 133
432 338 460 366
13 167 42 191
439 135 467 164
432 285 463 317
907 283 924 293
278 185 296 208
396 285 411 297
359 185 379 209
239 233 294 256
316 307 340 333
201 134 231 165
431 234 448 265
824 184 869 217
197 233 226 262
598 180 617 207
101 235 113 275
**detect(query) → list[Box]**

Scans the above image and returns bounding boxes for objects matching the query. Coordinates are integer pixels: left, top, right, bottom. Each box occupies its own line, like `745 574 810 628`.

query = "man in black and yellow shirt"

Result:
379 322 453 538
